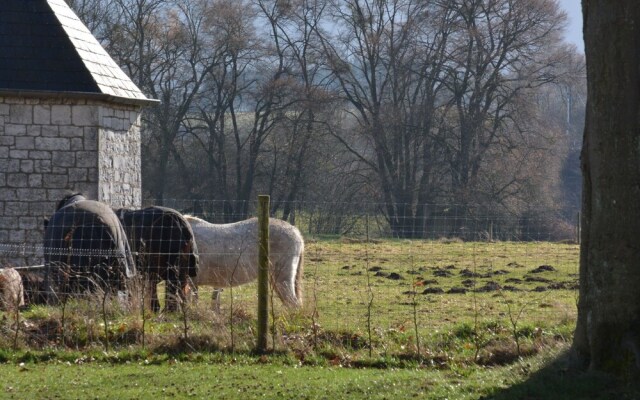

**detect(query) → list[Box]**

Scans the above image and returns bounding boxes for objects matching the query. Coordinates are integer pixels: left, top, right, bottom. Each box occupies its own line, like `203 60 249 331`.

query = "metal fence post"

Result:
256 195 270 353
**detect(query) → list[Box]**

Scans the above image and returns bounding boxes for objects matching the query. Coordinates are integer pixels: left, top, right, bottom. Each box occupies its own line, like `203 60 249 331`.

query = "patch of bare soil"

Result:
530 265 556 273
433 268 453 277
475 281 501 293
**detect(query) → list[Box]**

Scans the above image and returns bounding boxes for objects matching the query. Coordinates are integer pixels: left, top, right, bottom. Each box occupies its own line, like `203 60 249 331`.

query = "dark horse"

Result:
115 207 199 312
43 194 136 303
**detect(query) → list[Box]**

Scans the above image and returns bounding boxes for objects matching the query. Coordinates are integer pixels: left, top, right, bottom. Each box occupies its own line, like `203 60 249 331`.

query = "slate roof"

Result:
0 0 157 106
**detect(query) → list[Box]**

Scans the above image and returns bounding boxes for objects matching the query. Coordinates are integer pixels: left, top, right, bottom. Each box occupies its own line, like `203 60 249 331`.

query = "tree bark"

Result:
571 0 640 374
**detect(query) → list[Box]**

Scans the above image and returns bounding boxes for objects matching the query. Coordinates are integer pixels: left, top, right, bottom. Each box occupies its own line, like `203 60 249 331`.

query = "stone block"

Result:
8 229 25 243
76 151 96 168
9 104 33 124
108 117 125 131
70 138 84 150
15 136 35 150
83 127 98 150
102 117 115 131
29 201 52 216
0 218 12 228
9 150 29 159
11 158 23 172
34 105 51 125
88 168 98 182
5 124 26 136
72 105 98 126
41 125 59 137
128 111 140 126
17 188 46 201
51 105 72 125
34 160 52 173
3 159 20 172
68 168 88 182
6 173 28 188
47 189 71 202
28 174 42 187
26 125 41 137
20 160 34 173
18 217 42 230
52 151 76 167
4 202 25 216
25 231 44 245
42 174 68 188
0 136 14 146
51 167 68 174
28 151 52 160
60 126 84 138
35 137 70 151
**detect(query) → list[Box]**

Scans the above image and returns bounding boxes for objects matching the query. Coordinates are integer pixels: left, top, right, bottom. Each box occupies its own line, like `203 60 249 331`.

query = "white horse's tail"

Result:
271 226 305 308
294 250 304 307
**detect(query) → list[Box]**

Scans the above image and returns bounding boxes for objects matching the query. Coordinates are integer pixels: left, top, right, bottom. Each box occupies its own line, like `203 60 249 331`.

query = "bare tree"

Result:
69 0 585 241
317 0 454 237
255 0 336 222
437 0 568 234
101 0 218 203
180 0 320 220
180 0 261 219
225 2 304 219
66 0 119 35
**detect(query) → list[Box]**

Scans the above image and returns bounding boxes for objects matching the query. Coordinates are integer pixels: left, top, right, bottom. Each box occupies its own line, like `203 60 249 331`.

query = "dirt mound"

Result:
530 265 556 273
475 281 501 292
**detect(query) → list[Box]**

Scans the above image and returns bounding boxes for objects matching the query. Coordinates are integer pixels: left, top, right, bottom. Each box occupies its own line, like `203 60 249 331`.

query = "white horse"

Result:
184 215 304 308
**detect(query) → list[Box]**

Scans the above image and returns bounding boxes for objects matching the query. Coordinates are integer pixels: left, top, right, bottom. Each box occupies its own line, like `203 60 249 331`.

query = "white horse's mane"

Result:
182 214 207 224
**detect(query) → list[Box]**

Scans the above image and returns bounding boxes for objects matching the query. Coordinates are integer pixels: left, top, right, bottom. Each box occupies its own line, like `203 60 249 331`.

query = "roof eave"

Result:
0 88 160 107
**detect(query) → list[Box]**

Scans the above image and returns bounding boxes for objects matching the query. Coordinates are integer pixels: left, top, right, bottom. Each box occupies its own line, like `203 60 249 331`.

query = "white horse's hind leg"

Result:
271 256 301 308
272 270 300 308
273 282 298 307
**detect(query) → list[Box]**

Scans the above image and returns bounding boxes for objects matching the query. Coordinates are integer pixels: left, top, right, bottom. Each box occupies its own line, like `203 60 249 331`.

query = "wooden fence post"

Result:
256 195 270 353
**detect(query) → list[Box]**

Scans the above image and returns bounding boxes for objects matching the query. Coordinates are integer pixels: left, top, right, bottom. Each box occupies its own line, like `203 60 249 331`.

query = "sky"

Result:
558 0 583 53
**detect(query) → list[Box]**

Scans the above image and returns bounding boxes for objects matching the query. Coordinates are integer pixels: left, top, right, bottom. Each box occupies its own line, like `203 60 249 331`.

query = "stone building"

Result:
0 0 156 265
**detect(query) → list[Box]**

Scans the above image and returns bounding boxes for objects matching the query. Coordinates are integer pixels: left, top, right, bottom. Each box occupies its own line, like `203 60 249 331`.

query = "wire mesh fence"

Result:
153 198 581 241
0 199 579 361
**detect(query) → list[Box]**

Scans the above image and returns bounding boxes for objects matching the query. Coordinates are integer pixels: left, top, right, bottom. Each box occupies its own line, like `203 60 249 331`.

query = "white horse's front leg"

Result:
211 288 223 313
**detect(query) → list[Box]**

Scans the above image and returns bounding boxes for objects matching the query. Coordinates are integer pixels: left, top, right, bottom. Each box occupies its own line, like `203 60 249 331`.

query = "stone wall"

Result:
0 95 142 266
98 105 142 208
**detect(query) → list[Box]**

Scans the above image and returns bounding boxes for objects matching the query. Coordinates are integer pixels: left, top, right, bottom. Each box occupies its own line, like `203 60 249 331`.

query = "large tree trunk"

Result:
571 1 640 374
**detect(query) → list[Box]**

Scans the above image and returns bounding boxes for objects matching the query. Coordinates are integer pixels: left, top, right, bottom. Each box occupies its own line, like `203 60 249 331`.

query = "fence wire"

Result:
0 200 579 359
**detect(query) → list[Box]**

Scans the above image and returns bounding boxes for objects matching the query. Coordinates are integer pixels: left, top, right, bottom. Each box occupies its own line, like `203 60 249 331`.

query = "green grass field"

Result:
201 239 580 363
0 348 637 399
3 239 623 398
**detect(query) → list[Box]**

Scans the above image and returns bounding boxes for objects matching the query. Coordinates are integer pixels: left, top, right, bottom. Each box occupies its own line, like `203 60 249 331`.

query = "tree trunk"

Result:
571 0 640 374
